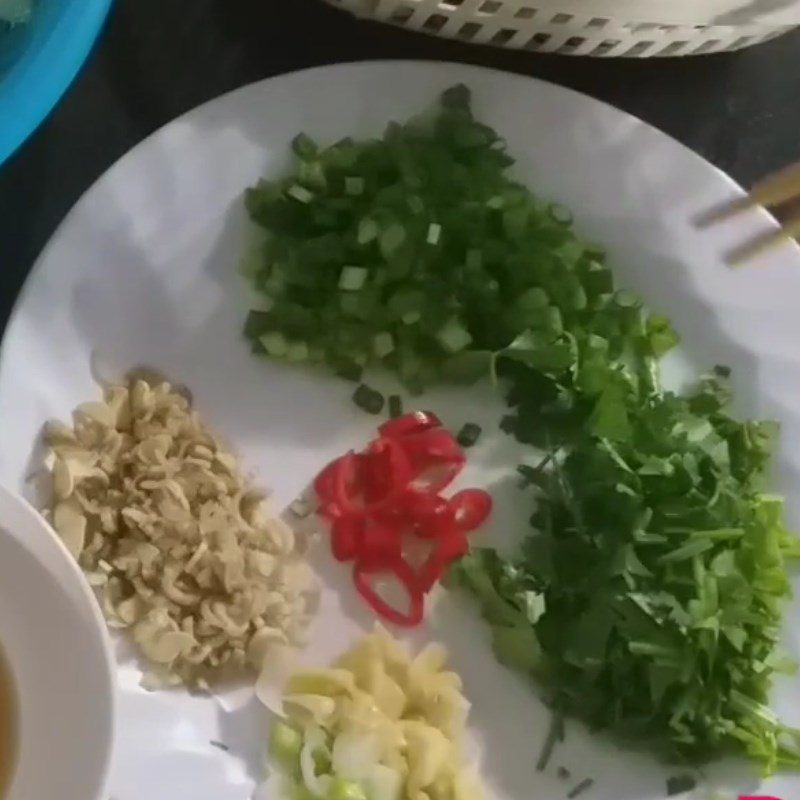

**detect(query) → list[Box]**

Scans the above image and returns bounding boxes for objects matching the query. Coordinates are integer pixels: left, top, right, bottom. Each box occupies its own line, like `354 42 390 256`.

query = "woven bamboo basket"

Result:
324 0 798 56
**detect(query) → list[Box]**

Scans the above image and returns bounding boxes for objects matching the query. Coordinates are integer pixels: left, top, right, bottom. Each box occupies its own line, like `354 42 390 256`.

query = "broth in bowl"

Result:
0 645 16 798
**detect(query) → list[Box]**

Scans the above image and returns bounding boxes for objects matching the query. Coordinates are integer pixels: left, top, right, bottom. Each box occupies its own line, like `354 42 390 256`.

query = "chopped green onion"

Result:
289 498 311 518
547 202 573 225
262 266 286 296
373 332 395 358
298 161 326 189
259 331 288 358
441 83 471 109
437 318 472 353
340 294 360 316
380 224 406 258
666 776 697 796
516 287 549 310
293 782 318 800
615 289 639 307
567 778 594 799
345 176 365 196
388 395 403 419
536 711 563 772
239 242 265 280
426 223 442 245
388 288 424 319
407 195 425 214
332 358 363 383
339 266 368 292
243 310 272 339
353 384 384 415
465 249 482 270
328 777 367 800
456 423 482 448
209 740 229 751
291 133 318 160
286 341 310 362
312 748 331 774
287 184 314 204
401 311 421 326
357 218 379 245
269 722 303 767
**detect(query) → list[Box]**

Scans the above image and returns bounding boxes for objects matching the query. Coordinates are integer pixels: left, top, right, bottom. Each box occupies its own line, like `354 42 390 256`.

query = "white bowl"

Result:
0 483 115 800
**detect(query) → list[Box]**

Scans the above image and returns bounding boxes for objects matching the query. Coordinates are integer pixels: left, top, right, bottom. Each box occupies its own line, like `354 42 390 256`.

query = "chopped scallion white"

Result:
373 332 395 358
437 318 473 353
339 266 369 292
259 331 288 358
357 219 378 245
287 184 314 204
345 177 365 196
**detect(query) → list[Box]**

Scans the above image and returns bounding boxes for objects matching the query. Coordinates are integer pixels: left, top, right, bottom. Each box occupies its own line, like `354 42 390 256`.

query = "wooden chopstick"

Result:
726 214 800 265
695 159 800 264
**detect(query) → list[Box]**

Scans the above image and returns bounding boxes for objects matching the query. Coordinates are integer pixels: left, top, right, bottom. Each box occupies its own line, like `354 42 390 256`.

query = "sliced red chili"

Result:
450 489 493 532
378 411 442 441
359 519 402 569
331 516 363 562
401 429 465 494
313 414 493 626
418 527 469 593
332 451 364 517
316 452 367 507
353 557 424 627
318 501 342 522
401 428 462 466
361 437 413 508
401 491 456 539
412 462 465 495
314 457 341 503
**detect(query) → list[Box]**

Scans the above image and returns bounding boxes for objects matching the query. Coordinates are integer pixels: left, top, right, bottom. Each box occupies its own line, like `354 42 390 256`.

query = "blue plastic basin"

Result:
0 0 113 165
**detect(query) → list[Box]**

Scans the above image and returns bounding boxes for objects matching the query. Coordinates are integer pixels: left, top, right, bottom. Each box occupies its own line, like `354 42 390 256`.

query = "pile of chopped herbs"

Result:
453 368 800 773
241 86 800 774
242 83 639 393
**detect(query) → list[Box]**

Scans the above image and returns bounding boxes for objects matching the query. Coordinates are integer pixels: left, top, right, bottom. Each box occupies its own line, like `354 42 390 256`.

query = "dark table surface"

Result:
1 0 799 332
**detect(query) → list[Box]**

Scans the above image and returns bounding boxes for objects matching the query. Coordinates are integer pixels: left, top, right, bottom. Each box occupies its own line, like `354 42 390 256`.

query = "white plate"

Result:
0 61 798 800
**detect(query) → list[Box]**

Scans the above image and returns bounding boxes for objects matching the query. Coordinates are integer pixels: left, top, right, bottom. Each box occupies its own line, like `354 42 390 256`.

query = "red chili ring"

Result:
330 516 364 562
449 489 493 532
399 429 466 494
401 491 456 539
358 519 403 570
379 411 442 440
418 527 469 593
353 557 424 627
361 437 414 508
